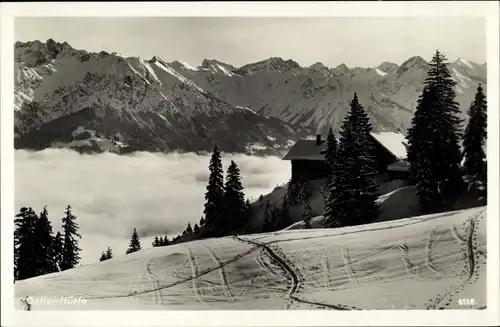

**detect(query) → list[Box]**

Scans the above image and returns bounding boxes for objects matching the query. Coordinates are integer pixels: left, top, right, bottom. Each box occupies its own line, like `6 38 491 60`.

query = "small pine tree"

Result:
33 206 57 275
126 228 141 254
99 252 107 262
186 223 193 235
261 201 273 232
276 194 292 230
153 236 160 247
302 201 313 229
14 207 38 280
193 223 200 235
52 231 63 272
105 246 113 260
163 235 169 246
60 205 81 271
200 216 206 226
463 84 487 185
158 236 164 246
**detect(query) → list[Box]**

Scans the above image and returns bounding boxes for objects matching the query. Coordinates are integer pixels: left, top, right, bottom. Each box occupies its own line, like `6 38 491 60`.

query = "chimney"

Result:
316 134 321 145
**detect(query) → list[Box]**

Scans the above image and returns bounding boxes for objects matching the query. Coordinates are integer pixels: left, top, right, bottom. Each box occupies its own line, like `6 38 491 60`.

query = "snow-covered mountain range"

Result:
14 39 487 154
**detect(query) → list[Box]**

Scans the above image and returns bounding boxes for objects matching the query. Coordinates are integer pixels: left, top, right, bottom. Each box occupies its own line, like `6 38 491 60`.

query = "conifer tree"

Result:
126 228 141 254
163 235 169 246
52 231 64 271
261 201 273 232
153 236 160 247
33 206 57 275
199 216 206 226
14 207 38 280
186 223 193 235
203 144 225 237
99 252 107 262
158 236 164 246
463 84 487 184
407 51 464 212
302 201 313 229
194 223 200 235
322 127 338 183
324 93 380 227
106 246 113 260
60 205 81 271
222 160 247 235
277 194 292 230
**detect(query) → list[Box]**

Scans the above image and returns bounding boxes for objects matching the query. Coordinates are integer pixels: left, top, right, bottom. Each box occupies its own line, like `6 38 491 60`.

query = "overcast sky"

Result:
15 17 486 68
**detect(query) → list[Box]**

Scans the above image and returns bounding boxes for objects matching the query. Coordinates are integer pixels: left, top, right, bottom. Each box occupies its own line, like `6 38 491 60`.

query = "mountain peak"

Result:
377 61 399 72
309 62 328 71
238 57 301 74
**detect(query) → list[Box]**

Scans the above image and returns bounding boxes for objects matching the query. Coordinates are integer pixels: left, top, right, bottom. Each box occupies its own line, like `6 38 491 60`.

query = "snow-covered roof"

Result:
370 132 408 160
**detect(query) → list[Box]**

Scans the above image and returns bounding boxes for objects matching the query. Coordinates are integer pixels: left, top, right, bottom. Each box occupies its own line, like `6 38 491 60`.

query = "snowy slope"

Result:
15 206 486 310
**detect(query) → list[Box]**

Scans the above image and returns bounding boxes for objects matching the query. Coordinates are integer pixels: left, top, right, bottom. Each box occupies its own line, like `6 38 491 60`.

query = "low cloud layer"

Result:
14 149 290 264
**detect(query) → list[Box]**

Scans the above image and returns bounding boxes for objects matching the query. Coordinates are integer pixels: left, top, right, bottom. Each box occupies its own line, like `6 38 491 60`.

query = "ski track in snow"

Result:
424 209 484 309
15 207 486 310
203 246 234 301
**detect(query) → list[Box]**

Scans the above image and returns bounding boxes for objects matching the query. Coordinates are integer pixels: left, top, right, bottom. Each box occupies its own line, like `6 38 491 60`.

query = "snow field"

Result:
15 207 486 310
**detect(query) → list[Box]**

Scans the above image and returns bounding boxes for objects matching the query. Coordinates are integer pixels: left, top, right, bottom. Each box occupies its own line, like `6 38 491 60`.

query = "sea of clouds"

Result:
14 149 291 264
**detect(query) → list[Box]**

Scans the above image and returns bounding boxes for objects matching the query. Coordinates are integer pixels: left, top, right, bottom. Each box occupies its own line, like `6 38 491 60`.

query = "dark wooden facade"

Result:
290 159 329 182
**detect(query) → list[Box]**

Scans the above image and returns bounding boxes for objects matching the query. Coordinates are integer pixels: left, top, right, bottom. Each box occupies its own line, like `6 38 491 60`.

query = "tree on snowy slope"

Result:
302 201 313 229
33 206 57 275
126 228 142 254
106 246 113 260
407 50 464 212
222 160 248 235
99 252 107 262
153 236 160 247
323 93 380 228
52 231 64 271
194 223 200 235
276 194 292 230
203 144 225 237
186 223 193 235
261 201 274 233
162 235 169 246
60 205 81 271
463 84 487 187
14 207 38 280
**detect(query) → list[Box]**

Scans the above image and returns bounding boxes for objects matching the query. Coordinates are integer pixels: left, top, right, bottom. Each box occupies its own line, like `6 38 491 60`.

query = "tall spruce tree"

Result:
193 223 200 235
126 228 142 254
60 205 81 271
153 236 160 247
324 93 380 228
407 51 464 212
203 144 225 237
302 201 313 229
14 207 38 280
52 231 63 271
222 160 247 235
33 206 57 275
163 235 169 246
463 84 487 184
